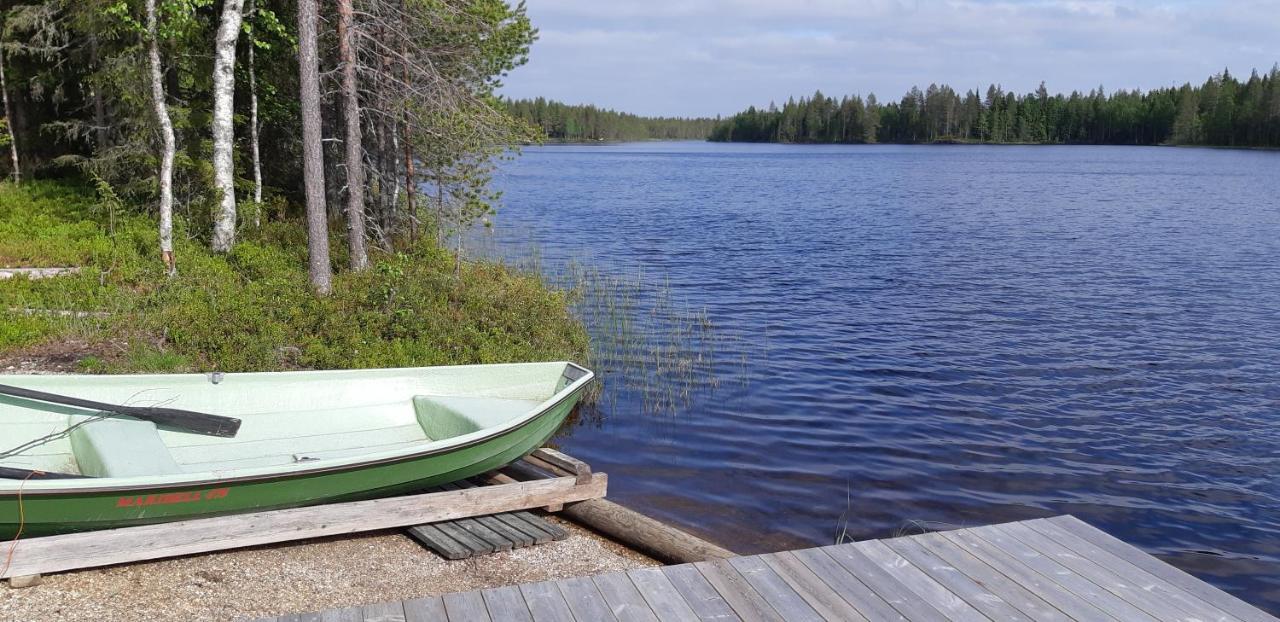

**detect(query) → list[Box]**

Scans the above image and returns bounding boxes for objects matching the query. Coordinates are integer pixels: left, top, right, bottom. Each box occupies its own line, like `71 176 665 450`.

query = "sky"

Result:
498 0 1280 118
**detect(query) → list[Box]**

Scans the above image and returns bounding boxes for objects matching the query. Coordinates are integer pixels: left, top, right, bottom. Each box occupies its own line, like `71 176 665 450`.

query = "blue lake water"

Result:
485 142 1280 612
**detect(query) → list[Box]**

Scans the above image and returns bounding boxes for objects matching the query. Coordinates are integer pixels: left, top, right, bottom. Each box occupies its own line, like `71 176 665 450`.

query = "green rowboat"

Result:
0 362 593 538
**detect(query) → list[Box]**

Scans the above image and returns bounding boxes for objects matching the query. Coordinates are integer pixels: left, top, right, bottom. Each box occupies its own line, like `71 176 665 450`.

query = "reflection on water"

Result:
483 142 1280 614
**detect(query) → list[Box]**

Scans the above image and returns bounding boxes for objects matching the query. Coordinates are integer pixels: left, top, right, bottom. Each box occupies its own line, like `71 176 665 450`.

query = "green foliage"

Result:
0 180 588 373
505 98 717 142
711 66 1280 148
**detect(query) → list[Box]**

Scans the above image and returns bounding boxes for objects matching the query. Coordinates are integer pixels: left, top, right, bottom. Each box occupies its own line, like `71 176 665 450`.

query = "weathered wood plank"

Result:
1048 516 1276 622
786 548 903 621
1023 519 1238 622
939 528 1114 622
475 513 536 548
593 571 660 622
443 590 492 622
880 534 1032 621
453 516 512 552
361 601 407 622
627 566 702 622
912 531 1069 622
406 523 472 560
435 520 493 555
320 607 363 622
852 539 989 622
519 580 576 622
482 585 534 622
495 512 558 545
530 448 592 484
401 596 447 622
661 563 742 622
757 552 869 622
692 559 783 622
558 575 620 621
819 544 950 621
725 555 822 622
998 521 1207 622
0 473 607 579
969 524 1159 621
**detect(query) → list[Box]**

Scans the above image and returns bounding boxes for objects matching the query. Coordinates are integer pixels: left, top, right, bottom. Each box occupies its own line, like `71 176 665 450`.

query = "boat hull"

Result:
0 394 580 538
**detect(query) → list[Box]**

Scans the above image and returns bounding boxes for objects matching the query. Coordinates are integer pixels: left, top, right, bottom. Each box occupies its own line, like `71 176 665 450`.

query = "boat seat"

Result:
70 418 185 478
412 396 542 440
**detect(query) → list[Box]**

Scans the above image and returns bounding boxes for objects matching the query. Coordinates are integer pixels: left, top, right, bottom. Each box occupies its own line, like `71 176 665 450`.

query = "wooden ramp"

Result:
263 515 1278 621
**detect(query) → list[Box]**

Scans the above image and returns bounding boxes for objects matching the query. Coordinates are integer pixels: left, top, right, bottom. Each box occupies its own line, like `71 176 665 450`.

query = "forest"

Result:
504 97 716 142
0 0 542 291
709 67 1280 148
0 0 591 374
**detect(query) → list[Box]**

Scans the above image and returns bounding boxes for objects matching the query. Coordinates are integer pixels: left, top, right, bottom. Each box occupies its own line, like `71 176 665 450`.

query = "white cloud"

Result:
502 0 1280 117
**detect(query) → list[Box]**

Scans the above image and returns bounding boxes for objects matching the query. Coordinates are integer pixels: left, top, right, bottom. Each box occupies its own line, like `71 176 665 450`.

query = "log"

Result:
497 458 735 564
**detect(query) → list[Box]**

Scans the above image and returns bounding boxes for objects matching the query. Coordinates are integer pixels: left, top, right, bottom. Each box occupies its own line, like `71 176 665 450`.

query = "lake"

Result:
482 142 1280 612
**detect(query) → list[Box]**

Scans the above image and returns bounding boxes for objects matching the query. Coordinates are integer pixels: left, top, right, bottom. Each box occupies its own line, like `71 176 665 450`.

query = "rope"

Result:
0 470 33 580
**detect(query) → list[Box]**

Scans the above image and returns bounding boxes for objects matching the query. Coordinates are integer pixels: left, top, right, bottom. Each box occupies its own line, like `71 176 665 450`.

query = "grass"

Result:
0 179 589 374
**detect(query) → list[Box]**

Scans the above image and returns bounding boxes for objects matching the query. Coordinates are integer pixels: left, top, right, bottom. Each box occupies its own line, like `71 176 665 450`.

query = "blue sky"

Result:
499 0 1280 118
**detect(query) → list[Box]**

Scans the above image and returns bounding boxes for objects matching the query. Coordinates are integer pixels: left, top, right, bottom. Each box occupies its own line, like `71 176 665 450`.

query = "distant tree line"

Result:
709 67 1280 148
504 98 717 142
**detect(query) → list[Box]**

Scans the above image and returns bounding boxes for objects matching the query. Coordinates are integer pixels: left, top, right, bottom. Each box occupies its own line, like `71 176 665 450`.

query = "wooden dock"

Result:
262 515 1277 621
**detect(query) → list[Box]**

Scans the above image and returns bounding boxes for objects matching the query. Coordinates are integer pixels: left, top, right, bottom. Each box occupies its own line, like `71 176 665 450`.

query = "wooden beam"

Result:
0 473 606 579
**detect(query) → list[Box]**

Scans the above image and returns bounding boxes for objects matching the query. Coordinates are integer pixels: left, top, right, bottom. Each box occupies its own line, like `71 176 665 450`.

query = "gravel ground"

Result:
0 516 656 621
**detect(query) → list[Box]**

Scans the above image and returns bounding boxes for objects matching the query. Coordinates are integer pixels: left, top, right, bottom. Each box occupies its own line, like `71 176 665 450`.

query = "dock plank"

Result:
694 559 784 622
912 531 1069 622
852 539 988 622
558 575 620 621
401 597 447 622
880 533 1031 621
1048 515 1277 622
997 521 1206 622
361 601 407 622
787 548 904 620
968 524 1159 621
482 585 534 622
725 555 823 622
520 580 577 622
319 607 363 622
594 571 661 622
442 590 492 621
1023 518 1237 622
661 563 742 622
758 552 869 622
939 528 1115 622
628 566 702 622
820 543 950 621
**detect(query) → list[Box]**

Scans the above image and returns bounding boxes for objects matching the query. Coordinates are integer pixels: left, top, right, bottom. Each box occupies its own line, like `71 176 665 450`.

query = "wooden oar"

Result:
0 383 240 437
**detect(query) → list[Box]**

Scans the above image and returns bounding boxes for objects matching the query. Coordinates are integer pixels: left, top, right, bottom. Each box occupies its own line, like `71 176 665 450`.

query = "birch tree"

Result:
246 0 262 222
0 36 19 183
145 0 177 275
297 0 331 294
210 0 245 252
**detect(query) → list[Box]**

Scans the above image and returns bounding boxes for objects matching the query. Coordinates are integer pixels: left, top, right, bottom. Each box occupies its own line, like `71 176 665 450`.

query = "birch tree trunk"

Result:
146 0 176 276
209 0 245 252
338 0 369 271
246 0 262 224
400 0 416 244
0 40 20 183
297 0 332 294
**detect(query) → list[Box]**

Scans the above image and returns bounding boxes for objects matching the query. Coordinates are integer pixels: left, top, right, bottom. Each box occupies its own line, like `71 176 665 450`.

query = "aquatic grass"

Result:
463 228 747 419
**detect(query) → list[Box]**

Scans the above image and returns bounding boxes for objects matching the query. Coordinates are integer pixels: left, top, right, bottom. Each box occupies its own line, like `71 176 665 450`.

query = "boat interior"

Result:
0 362 587 482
